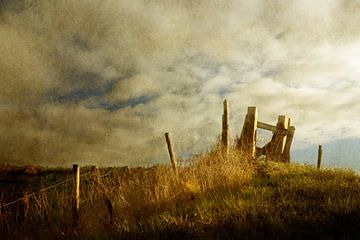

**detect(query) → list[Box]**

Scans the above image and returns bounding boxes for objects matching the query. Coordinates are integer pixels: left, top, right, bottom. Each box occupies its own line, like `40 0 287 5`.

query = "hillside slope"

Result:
120 162 360 239
1 150 360 239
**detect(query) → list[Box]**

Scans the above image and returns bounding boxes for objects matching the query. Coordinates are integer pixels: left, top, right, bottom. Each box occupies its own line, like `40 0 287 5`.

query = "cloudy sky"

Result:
1 0 360 169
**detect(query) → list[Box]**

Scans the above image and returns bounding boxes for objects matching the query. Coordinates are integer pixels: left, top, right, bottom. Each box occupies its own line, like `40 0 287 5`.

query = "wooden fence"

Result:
165 100 296 164
1 100 330 229
238 106 296 162
0 165 114 228
1 100 328 230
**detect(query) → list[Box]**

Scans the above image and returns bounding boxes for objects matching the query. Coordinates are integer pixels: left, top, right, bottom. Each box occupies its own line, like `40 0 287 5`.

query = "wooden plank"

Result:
277 115 289 154
282 125 295 163
165 132 177 173
238 106 258 159
317 145 322 169
269 115 289 162
72 164 80 227
257 121 277 132
257 121 289 135
222 99 230 155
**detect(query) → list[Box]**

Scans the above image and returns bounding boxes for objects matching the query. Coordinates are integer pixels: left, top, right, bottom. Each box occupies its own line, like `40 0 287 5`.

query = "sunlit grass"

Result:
1 145 360 239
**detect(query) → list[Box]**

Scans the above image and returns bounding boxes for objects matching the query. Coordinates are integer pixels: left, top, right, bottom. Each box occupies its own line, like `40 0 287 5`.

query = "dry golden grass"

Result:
1 143 360 239
0 143 253 239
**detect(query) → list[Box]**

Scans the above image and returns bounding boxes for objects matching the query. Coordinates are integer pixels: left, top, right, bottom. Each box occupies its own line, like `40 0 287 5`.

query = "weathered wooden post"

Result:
222 99 230 155
282 119 295 163
269 115 289 162
238 107 258 159
317 145 322 169
72 164 80 226
165 132 177 173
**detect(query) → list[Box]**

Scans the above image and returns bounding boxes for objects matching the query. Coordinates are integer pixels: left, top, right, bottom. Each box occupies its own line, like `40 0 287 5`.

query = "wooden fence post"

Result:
238 107 258 159
222 99 230 155
282 118 295 163
270 115 289 162
72 164 80 226
165 132 177 173
317 145 322 169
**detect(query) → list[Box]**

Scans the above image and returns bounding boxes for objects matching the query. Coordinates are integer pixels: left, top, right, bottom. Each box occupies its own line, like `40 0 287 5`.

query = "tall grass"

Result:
1 144 360 239
0 143 252 239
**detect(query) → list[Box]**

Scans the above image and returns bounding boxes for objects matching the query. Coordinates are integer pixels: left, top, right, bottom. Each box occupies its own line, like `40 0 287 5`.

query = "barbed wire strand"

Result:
0 170 92 209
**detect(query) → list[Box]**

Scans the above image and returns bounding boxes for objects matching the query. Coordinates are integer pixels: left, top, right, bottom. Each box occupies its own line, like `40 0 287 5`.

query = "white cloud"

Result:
1 0 360 166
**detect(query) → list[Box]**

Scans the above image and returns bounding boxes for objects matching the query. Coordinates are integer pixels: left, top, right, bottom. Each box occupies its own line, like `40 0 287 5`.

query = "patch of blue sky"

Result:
95 95 153 112
292 138 360 172
49 70 137 104
52 78 118 103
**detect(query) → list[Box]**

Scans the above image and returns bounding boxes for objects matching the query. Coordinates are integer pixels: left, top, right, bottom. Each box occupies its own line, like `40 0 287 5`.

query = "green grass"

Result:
120 162 360 240
1 150 360 239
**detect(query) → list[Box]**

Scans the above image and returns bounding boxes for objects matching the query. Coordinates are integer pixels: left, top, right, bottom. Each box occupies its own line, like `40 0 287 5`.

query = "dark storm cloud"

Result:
1 0 360 166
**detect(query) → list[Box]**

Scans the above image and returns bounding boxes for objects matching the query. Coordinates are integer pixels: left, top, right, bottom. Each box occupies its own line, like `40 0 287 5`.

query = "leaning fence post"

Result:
317 145 322 169
165 132 177 173
238 107 258 159
282 118 295 163
222 99 230 156
270 115 289 162
72 164 80 226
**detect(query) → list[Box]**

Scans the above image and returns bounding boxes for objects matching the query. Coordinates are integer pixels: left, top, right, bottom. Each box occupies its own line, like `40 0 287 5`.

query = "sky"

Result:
0 0 359 169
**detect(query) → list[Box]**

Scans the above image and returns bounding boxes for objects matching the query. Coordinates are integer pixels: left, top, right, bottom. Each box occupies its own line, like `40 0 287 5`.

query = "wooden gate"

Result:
237 107 295 162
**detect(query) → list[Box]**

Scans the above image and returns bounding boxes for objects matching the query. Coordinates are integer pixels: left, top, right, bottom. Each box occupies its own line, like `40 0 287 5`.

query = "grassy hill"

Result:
1 147 360 239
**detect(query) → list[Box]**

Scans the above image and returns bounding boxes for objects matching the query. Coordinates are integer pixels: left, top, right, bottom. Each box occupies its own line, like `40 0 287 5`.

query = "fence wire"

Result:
0 170 92 209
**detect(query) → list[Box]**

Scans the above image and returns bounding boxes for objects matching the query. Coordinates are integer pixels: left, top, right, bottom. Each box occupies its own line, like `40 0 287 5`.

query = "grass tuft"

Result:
1 145 360 239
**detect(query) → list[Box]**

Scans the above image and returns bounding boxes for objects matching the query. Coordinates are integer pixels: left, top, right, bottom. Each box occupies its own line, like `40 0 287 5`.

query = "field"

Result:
1 146 360 239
